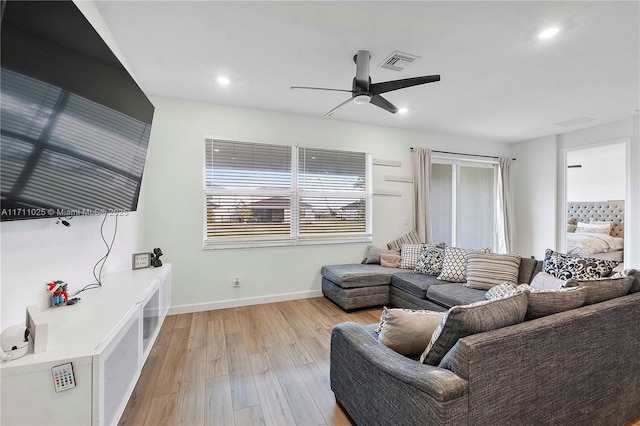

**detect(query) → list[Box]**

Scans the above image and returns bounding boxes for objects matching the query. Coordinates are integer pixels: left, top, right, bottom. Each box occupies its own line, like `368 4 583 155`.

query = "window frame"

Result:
203 139 372 249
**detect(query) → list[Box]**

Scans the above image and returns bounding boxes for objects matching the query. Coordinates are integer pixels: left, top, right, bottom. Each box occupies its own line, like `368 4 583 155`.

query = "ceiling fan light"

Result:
353 94 371 105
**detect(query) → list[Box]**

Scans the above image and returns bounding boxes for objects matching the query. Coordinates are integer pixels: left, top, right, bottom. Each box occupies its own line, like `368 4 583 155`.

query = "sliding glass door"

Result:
430 161 496 250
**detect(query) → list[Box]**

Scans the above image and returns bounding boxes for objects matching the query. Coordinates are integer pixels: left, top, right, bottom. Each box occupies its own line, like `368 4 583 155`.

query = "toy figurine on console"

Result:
47 280 68 306
151 247 163 267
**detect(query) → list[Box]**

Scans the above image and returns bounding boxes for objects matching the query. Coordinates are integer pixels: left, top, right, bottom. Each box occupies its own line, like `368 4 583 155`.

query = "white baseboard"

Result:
167 289 324 315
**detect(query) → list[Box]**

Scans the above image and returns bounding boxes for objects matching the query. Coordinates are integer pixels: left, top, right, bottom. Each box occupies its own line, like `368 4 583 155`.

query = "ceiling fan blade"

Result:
290 86 353 93
324 97 354 117
369 95 398 114
370 75 440 95
354 50 370 90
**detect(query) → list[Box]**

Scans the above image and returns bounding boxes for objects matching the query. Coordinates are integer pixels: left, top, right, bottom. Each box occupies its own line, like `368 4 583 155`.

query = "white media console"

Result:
0 264 172 425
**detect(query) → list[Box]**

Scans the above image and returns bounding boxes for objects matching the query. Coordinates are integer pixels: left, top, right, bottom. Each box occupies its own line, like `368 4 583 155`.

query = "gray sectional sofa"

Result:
325 259 640 425
322 257 540 312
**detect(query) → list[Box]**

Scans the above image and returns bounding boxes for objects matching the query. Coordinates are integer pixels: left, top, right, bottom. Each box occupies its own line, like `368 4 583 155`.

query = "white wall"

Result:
512 135 558 259
0 1 146 329
143 97 512 313
566 143 626 201
513 116 639 267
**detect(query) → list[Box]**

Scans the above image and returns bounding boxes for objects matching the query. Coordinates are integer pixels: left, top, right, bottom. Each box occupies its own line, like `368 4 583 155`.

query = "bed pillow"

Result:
387 230 421 251
414 244 445 275
376 307 445 357
437 247 490 283
516 284 587 319
465 252 521 289
380 253 401 268
543 249 617 280
419 292 528 365
567 224 577 233
565 275 634 305
400 244 426 269
530 271 567 290
574 222 612 235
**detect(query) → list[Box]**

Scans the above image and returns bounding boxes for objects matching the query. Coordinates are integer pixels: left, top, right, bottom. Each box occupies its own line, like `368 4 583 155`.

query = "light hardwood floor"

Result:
120 297 640 426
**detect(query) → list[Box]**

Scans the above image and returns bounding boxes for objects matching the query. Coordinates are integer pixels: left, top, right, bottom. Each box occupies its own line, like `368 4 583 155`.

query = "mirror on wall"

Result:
565 141 626 264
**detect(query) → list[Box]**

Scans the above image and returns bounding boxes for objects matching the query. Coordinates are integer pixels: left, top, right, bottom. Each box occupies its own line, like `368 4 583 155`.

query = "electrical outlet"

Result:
233 277 240 287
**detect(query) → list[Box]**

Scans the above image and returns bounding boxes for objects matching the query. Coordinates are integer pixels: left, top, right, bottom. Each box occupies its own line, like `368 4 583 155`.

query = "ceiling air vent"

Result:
553 116 596 127
378 51 420 71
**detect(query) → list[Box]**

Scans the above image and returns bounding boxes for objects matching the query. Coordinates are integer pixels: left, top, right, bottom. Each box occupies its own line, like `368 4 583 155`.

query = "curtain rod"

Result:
410 147 516 161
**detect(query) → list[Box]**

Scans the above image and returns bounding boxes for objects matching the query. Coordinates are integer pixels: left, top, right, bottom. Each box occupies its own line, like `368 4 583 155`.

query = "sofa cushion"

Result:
437 246 490 283
391 273 441 299
517 284 587 319
419 292 528 365
611 269 639 293
387 230 421 251
321 264 403 288
375 307 445 357
400 244 426 269
427 283 487 308
414 244 445 275
465 252 521 289
543 249 617 280
530 271 567 290
565 275 634 305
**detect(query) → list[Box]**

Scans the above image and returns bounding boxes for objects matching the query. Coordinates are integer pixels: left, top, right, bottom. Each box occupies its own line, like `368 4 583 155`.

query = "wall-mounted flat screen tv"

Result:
1 0 154 221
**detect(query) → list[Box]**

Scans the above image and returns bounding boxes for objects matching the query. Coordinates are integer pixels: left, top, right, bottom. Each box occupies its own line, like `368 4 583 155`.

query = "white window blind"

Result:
204 139 372 248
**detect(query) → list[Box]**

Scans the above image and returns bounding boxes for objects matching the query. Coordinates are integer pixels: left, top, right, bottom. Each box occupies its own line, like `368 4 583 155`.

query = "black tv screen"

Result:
1 0 154 221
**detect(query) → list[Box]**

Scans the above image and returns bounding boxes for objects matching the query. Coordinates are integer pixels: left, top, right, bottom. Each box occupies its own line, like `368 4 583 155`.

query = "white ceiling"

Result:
95 1 640 143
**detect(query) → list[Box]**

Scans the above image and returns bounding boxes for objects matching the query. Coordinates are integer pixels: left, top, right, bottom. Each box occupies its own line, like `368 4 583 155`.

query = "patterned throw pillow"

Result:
387 230 421 251
400 244 426 269
543 249 617 280
414 244 445 275
376 307 445 357
516 284 587 319
485 282 517 300
530 271 567 290
437 247 490 283
419 292 528 365
564 275 635 305
465 252 521 289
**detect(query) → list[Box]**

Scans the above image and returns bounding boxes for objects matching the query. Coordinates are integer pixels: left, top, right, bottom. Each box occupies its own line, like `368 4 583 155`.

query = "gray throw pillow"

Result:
516 284 586 319
611 269 639 293
364 245 400 264
565 275 634 305
419 292 528 366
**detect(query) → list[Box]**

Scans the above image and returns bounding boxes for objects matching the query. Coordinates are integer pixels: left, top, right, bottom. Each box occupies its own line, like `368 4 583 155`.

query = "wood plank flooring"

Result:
120 297 640 426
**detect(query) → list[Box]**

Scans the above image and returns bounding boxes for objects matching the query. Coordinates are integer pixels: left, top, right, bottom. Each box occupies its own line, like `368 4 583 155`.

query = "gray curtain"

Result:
413 147 432 243
496 156 514 253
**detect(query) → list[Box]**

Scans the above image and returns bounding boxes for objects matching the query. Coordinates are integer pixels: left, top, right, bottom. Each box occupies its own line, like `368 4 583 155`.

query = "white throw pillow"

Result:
530 272 567 290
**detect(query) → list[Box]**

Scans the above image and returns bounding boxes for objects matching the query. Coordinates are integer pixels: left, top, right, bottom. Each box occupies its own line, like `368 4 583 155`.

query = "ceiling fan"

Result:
291 50 440 116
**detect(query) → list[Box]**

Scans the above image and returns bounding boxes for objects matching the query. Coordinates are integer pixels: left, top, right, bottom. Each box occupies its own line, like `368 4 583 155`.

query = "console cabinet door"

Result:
92 305 142 425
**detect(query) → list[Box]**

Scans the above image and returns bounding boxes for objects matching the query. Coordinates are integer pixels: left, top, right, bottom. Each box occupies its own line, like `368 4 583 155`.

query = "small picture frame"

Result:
132 252 152 270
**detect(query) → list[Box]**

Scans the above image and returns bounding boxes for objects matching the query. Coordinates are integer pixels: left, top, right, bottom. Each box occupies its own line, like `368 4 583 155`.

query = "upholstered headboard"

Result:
567 201 624 238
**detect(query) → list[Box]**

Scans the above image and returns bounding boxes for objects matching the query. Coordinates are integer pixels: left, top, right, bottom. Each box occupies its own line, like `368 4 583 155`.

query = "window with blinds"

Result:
204 139 372 248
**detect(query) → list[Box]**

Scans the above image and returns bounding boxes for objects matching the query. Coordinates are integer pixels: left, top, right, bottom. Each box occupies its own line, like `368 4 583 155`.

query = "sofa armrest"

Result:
330 322 468 426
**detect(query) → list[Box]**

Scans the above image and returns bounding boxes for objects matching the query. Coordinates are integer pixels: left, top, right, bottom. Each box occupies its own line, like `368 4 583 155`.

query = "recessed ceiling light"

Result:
217 76 230 85
398 107 408 114
538 27 560 39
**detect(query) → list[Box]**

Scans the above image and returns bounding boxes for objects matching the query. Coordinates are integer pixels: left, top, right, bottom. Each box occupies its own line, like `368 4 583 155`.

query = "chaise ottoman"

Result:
321 264 402 311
